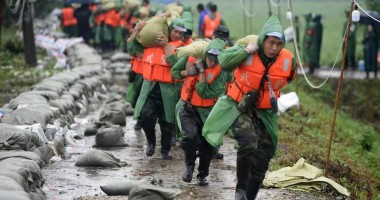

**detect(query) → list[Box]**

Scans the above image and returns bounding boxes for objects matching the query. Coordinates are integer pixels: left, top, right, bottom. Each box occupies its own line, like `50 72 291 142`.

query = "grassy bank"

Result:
273 76 380 199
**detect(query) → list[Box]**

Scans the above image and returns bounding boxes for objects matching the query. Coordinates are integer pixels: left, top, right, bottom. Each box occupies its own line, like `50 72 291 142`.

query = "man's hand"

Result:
195 59 204 73
246 42 259 54
186 66 198 76
156 33 168 47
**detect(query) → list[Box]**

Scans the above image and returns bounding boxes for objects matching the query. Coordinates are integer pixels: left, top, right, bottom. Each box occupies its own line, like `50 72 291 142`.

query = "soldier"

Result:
343 10 357 70
61 4 77 37
363 24 378 78
202 15 297 199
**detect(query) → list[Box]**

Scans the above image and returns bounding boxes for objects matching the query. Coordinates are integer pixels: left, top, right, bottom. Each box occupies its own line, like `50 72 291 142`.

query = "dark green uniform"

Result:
363 25 378 78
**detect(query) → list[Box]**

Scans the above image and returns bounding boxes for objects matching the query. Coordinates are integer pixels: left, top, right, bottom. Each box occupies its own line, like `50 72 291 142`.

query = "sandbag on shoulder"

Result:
234 34 258 47
137 15 169 48
75 150 128 167
176 40 209 58
93 124 128 147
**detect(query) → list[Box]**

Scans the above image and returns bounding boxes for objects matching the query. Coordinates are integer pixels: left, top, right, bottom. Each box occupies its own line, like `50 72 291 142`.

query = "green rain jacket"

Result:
133 19 186 123
171 38 229 135
202 15 297 148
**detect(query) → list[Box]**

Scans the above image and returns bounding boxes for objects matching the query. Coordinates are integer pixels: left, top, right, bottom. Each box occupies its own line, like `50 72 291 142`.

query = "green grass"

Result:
274 77 380 199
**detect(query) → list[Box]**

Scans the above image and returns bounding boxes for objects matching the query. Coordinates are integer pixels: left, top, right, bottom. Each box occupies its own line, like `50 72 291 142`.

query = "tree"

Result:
365 0 380 11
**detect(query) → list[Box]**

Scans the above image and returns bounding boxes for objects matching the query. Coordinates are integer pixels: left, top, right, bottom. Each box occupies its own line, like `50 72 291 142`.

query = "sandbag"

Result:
166 11 180 26
75 150 128 167
99 109 126 126
9 94 48 110
165 3 183 15
104 101 130 115
0 150 43 167
234 35 258 47
32 144 55 163
177 40 209 59
94 124 128 147
29 188 46 200
1 106 52 130
128 185 182 200
100 177 160 196
0 124 34 151
0 190 30 200
137 15 168 48
0 175 25 191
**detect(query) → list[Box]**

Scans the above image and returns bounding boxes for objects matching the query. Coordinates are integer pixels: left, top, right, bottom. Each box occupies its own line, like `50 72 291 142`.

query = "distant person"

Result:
61 4 77 37
343 10 357 70
363 24 378 78
74 4 92 44
196 3 208 37
308 14 323 74
202 15 297 199
302 13 313 70
203 3 225 39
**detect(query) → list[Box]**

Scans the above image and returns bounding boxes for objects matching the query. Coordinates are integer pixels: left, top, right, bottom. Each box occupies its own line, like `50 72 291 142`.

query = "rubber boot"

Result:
182 151 196 183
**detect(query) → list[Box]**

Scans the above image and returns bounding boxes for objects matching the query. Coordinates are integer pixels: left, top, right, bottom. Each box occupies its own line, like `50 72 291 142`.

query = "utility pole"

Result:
22 0 37 66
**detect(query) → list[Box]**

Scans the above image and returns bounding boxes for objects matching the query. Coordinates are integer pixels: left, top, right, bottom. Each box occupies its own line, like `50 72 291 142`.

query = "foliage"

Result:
34 0 62 18
4 37 24 53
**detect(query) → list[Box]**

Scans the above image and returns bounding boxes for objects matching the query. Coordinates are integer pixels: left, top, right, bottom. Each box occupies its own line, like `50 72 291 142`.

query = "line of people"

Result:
125 5 297 199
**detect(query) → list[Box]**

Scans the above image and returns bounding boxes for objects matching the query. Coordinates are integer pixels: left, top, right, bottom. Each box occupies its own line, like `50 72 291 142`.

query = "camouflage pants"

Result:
231 113 275 200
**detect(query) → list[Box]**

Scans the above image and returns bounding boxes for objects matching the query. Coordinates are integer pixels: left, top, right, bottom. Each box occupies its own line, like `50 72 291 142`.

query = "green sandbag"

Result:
100 178 156 195
128 184 182 200
234 35 259 47
137 16 168 48
177 40 209 59
75 150 128 167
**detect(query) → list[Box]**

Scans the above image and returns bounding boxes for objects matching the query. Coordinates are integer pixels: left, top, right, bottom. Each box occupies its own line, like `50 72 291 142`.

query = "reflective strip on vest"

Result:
203 12 221 38
181 57 222 107
142 40 183 83
227 49 293 109
62 8 77 26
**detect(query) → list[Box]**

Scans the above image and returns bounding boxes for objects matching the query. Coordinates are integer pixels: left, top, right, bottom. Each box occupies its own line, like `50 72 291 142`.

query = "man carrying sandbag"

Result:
202 15 297 199
134 18 187 160
171 38 229 186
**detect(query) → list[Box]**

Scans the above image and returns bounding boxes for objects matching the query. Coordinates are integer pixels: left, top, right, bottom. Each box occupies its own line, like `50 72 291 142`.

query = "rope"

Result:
239 0 255 18
287 0 346 89
270 0 281 8
355 1 380 24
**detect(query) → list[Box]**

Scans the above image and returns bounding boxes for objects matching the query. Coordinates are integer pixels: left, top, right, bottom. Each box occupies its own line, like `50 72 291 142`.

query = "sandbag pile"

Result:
0 43 116 199
106 52 132 74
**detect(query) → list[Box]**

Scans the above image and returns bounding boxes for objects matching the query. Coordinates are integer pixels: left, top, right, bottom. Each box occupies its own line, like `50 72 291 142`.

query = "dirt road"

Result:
41 107 334 200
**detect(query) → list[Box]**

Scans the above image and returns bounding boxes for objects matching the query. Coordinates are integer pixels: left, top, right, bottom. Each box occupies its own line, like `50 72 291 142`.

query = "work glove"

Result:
195 60 205 73
246 42 259 54
187 66 198 76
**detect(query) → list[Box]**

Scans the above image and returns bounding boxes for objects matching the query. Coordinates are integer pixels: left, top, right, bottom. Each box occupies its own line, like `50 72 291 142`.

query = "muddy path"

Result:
41 105 334 200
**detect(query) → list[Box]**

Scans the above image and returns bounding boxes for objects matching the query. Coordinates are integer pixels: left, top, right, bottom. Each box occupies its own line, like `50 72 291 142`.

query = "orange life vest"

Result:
227 49 293 109
181 57 222 107
142 40 183 83
131 56 144 74
105 9 121 28
203 12 221 38
95 13 106 26
61 8 77 26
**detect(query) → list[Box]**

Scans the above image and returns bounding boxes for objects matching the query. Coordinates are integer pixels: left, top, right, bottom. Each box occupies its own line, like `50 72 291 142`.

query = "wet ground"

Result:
41 95 335 200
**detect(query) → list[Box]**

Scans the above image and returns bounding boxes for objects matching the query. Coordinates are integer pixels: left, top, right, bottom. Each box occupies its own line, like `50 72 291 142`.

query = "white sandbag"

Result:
137 15 169 48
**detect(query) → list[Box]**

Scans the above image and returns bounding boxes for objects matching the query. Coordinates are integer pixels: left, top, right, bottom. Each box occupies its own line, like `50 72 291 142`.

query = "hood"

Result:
168 18 186 33
257 15 285 51
202 38 226 63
